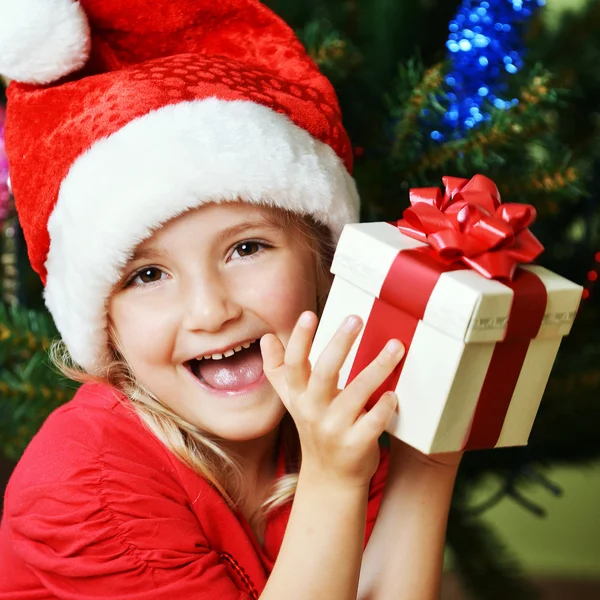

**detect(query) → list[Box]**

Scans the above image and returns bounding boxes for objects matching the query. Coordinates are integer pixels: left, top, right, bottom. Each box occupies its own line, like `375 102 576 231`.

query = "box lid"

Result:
331 222 583 343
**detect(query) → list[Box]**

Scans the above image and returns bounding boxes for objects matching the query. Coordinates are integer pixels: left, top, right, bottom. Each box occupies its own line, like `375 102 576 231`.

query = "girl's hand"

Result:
261 311 405 489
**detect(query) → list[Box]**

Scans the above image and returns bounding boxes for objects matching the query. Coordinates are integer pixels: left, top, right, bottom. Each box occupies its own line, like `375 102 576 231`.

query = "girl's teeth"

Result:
198 340 256 362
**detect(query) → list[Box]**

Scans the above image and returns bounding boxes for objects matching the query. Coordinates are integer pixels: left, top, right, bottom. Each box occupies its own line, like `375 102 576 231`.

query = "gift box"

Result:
309 175 583 454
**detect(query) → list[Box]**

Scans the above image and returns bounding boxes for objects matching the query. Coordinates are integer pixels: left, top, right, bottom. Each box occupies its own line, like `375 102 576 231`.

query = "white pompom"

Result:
0 0 91 85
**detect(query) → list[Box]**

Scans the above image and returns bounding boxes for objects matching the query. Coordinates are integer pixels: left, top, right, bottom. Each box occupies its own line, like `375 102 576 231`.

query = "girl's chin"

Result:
180 389 285 439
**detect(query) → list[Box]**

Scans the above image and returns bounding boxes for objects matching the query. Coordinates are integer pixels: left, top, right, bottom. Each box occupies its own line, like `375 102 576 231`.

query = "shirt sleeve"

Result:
4 404 253 600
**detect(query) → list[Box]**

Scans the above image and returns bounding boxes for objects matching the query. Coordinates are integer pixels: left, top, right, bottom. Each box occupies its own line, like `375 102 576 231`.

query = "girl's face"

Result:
108 202 319 443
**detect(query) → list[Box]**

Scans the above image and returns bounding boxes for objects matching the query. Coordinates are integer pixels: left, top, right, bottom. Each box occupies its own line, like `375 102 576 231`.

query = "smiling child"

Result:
0 1 461 599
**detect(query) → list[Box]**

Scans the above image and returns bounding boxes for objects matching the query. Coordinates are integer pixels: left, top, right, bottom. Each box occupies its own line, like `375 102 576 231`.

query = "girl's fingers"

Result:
352 391 398 441
283 311 317 395
260 333 290 407
331 339 405 425
260 311 317 406
307 315 363 403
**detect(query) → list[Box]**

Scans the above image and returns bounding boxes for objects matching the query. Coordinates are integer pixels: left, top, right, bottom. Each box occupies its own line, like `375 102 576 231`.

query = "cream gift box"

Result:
308 178 583 454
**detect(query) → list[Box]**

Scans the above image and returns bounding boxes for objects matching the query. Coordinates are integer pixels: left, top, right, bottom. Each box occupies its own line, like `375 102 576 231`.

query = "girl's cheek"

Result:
109 297 177 359
266 269 317 314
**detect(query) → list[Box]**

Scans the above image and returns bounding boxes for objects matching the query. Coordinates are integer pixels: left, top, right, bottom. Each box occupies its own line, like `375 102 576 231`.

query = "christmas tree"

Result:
1 1 599 598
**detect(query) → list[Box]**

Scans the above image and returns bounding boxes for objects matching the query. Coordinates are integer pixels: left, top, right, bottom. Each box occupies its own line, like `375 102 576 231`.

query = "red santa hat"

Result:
0 0 359 373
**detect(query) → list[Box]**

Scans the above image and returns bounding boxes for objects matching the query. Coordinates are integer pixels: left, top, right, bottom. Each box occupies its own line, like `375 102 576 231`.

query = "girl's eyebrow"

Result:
128 247 170 262
128 218 282 262
214 218 283 243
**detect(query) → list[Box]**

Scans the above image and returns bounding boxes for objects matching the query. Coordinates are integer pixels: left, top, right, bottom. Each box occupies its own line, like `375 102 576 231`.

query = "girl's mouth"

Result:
186 340 264 391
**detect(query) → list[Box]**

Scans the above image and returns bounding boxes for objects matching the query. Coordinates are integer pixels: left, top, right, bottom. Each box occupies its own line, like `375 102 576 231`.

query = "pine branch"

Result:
297 18 361 81
446 505 541 600
390 60 445 157
461 464 563 520
394 68 566 180
0 302 56 364
0 351 77 460
499 164 583 217
0 303 76 459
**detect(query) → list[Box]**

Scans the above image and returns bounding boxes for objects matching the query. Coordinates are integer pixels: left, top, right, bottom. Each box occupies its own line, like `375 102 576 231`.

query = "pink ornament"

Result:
0 105 10 221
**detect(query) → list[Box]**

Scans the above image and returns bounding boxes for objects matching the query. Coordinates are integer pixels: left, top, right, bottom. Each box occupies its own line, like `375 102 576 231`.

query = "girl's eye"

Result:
231 240 267 259
127 267 165 287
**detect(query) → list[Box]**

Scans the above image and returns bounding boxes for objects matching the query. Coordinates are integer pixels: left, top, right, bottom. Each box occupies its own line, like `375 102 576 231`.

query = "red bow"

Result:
396 174 544 280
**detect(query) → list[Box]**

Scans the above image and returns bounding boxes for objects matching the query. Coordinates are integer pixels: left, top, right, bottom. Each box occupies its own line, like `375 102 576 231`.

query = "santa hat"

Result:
0 0 359 373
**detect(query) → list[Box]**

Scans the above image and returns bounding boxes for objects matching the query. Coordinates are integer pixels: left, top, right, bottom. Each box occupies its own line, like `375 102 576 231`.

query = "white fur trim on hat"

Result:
44 99 359 373
0 0 90 84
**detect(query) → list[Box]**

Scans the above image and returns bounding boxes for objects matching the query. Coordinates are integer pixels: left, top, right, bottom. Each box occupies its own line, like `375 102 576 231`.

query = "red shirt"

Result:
0 383 389 599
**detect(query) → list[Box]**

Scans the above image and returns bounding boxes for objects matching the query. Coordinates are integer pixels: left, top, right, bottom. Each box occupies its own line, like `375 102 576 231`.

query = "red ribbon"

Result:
397 174 544 281
462 269 547 450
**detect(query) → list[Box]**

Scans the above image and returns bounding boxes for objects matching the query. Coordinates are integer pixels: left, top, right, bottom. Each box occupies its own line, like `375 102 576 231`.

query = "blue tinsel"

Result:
428 0 545 142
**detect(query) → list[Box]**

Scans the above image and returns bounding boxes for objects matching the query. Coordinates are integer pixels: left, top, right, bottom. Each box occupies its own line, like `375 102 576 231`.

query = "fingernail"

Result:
385 339 404 358
343 315 361 332
299 312 314 327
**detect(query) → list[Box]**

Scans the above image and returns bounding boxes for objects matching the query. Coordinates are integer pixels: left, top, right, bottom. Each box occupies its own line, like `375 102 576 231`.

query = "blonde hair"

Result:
50 206 335 523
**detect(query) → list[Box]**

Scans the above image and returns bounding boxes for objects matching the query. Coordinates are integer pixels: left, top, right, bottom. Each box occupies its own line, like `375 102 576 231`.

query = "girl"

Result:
0 1 461 598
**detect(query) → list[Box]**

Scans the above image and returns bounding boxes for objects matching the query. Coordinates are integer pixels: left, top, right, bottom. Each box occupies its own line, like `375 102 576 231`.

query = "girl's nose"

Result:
181 276 242 333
